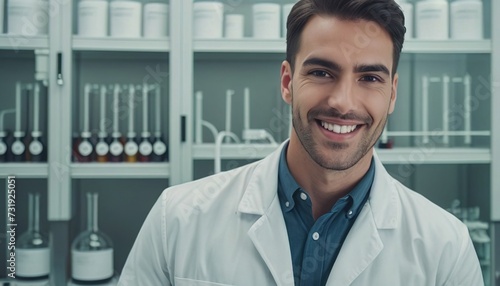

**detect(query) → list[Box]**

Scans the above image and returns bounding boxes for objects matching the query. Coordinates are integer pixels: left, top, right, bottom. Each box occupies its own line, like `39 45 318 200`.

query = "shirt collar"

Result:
278 142 375 214
278 142 301 211
347 158 375 216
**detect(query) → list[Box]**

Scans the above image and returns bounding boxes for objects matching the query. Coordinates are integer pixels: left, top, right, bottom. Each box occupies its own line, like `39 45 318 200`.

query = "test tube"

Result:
422 75 429 144
464 74 472 145
442 74 450 145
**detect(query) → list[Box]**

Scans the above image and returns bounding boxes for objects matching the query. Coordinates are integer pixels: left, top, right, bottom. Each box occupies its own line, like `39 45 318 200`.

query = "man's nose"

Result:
326 79 357 115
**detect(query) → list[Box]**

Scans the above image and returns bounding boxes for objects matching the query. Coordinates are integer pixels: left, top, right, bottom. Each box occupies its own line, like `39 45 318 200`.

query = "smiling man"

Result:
118 1 483 285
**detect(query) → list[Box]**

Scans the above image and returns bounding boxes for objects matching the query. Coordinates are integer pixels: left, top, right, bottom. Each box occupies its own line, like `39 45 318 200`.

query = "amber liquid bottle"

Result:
124 133 138 162
95 132 110 162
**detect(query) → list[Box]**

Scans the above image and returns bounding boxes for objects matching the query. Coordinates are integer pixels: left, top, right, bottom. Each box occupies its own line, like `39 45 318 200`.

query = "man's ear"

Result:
281 60 293 105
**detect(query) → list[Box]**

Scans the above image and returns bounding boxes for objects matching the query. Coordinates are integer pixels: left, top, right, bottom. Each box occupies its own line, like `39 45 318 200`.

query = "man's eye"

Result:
360 75 381 82
310 70 331 78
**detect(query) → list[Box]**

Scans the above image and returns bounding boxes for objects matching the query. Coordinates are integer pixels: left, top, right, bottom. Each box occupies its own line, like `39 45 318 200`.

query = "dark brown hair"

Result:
286 0 406 76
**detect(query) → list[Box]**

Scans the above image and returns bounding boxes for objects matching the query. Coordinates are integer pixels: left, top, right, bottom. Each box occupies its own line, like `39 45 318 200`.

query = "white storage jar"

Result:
110 0 142 38
416 0 449 40
450 0 483 40
78 0 109 37
252 3 280 39
193 1 224 39
143 2 169 38
7 0 49 36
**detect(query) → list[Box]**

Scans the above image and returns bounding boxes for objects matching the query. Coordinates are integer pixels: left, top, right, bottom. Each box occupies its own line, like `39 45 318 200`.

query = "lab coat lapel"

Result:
238 142 294 286
325 203 383 285
247 198 294 286
325 151 399 285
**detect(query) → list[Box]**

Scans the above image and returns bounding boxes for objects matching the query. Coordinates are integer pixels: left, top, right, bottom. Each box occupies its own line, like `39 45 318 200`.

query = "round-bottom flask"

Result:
16 193 50 280
71 192 114 283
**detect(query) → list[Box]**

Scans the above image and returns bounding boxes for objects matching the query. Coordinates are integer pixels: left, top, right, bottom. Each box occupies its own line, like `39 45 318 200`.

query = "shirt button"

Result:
285 201 290 208
347 210 353 217
312 232 320 240
300 193 308 201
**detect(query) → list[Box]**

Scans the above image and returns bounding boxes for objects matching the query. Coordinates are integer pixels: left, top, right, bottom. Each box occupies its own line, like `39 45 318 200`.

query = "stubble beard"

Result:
290 89 388 171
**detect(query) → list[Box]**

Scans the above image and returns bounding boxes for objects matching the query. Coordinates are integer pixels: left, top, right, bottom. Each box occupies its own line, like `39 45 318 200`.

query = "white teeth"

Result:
321 121 357 134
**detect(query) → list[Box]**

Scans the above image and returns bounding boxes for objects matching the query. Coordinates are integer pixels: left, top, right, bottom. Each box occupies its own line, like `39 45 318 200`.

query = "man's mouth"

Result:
320 121 358 134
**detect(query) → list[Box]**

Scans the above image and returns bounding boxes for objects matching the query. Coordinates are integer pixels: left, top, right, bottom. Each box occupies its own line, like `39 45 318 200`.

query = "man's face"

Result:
281 15 398 171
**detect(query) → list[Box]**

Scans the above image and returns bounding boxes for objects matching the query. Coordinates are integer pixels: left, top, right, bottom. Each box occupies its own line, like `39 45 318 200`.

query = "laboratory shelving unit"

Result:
0 0 499 285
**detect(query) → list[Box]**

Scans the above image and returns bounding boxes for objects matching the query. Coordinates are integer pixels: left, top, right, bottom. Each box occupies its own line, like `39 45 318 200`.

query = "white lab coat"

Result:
118 142 483 286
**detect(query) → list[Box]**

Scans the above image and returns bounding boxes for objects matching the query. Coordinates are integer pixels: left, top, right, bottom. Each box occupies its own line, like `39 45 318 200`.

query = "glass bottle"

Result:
28 131 46 162
11 131 26 162
77 131 95 162
96 132 110 162
71 192 114 283
138 132 153 162
16 193 50 279
0 131 7 162
151 132 167 162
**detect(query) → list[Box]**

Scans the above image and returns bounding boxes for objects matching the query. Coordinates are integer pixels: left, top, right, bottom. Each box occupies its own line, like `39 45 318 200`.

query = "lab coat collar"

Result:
239 142 401 286
238 142 400 230
237 140 286 215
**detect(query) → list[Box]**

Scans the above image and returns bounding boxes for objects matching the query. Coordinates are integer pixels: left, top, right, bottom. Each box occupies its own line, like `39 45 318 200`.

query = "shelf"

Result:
0 34 49 50
194 38 286 53
72 36 170 52
193 144 491 164
193 38 491 54
403 39 492 53
193 143 279 159
376 148 491 164
0 163 49 178
71 162 170 179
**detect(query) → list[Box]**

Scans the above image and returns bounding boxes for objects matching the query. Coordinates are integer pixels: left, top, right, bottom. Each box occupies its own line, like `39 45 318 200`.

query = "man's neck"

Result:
286 137 373 220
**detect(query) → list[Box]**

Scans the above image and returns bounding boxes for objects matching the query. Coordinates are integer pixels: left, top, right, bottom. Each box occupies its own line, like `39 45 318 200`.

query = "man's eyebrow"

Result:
302 57 343 73
354 64 390 76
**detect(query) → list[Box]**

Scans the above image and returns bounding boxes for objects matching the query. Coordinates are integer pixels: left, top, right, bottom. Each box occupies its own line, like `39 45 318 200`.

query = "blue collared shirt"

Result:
278 143 375 286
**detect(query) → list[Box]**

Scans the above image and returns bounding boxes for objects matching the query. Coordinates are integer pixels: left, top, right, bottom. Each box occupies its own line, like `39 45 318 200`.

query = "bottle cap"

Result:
81 131 92 138
14 131 25 138
31 131 43 138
